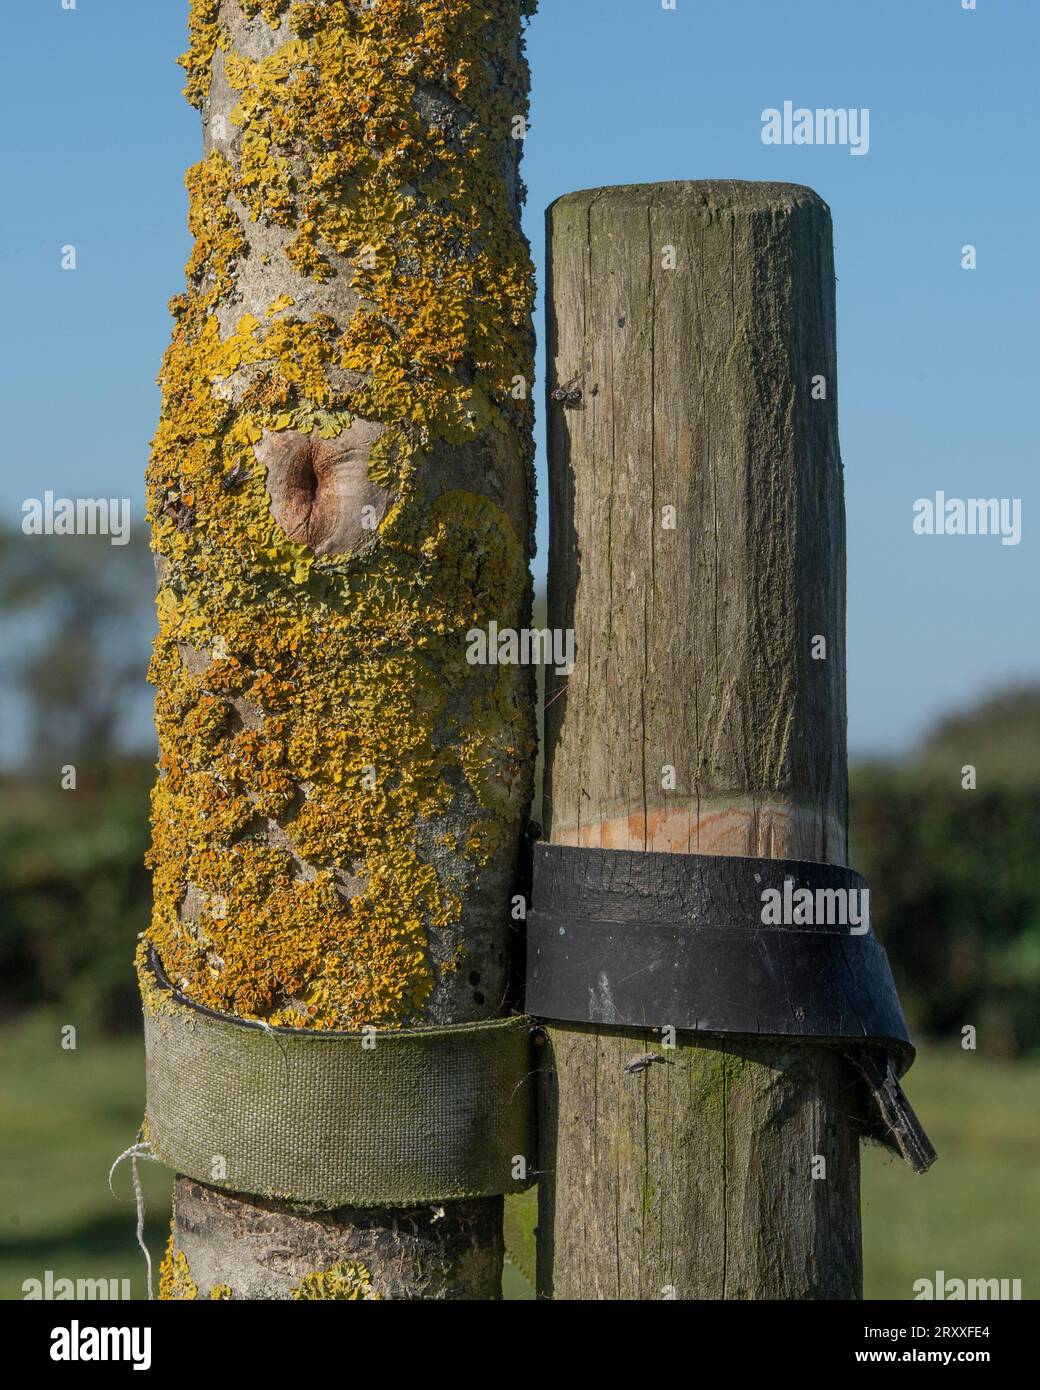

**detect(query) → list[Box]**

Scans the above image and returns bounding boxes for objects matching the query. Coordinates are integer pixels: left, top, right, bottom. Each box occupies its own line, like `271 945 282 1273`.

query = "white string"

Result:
109 1140 160 1300
255 1016 291 1085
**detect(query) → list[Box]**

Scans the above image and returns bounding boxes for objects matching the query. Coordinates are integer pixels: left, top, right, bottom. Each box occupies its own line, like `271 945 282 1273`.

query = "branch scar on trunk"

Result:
258 418 390 556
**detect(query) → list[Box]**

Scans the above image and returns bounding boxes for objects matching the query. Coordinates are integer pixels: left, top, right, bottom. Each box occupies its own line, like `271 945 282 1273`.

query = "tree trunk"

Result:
147 0 537 1300
538 181 861 1299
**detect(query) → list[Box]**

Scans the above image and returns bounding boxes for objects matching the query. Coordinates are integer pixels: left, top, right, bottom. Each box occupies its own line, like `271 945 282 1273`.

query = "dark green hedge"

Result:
851 775 1040 1057
2 757 1037 1055
0 763 151 1032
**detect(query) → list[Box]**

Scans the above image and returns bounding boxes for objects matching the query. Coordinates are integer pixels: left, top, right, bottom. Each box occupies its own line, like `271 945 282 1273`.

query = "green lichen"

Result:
291 1261 381 1300
691 1048 754 1126
146 2 536 1029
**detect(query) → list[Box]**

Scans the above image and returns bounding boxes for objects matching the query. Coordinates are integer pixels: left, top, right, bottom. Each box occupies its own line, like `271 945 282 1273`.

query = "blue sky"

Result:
1 0 1036 755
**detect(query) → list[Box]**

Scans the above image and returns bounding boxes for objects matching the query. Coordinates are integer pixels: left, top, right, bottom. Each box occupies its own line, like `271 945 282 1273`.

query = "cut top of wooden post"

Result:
544 180 847 867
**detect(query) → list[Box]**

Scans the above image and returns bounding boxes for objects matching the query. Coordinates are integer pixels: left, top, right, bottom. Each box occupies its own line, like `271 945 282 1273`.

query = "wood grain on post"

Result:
539 181 861 1300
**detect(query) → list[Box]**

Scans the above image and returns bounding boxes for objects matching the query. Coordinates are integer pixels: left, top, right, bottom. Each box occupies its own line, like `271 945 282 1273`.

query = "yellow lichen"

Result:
291 1261 381 1300
158 1239 198 1301
178 0 223 110
145 2 536 1028
157 1237 235 1300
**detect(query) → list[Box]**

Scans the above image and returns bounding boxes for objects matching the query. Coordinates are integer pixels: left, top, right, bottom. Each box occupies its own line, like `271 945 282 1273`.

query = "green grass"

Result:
0 1012 172 1301
1 1011 1036 1300
862 1047 1040 1299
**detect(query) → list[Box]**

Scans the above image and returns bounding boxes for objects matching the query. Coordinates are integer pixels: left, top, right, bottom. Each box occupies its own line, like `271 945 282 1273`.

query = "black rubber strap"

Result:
526 843 913 1068
525 843 937 1171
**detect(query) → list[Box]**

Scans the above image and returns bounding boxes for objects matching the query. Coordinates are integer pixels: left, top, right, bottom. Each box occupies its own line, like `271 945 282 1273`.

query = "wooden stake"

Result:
539 181 861 1300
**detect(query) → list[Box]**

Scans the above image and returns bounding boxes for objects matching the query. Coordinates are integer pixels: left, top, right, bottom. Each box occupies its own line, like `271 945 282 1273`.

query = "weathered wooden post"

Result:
536 180 869 1300
142 0 539 1300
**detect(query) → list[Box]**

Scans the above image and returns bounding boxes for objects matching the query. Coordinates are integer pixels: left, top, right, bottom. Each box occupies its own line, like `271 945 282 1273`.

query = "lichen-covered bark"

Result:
162 1181 502 1301
148 0 537 1297
539 182 861 1300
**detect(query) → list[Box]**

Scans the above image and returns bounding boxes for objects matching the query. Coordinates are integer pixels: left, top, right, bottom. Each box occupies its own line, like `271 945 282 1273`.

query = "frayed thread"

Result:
109 1136 161 1299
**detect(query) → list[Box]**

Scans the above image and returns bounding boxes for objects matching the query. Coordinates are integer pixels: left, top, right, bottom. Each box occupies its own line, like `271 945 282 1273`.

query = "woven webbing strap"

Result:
141 949 537 1210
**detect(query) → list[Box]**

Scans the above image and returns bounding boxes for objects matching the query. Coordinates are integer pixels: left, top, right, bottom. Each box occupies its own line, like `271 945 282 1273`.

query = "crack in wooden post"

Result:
539 180 862 1301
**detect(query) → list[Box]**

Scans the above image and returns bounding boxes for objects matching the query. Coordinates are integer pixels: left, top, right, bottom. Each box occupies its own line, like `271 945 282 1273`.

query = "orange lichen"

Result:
145 2 536 1028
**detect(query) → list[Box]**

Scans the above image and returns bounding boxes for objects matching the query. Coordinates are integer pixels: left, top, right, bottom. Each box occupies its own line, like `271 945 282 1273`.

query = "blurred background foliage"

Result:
851 687 1040 1060
0 526 1037 1299
0 529 154 1034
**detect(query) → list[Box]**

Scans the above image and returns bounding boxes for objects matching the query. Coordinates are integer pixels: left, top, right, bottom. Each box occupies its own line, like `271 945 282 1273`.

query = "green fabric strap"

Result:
141 950 536 1210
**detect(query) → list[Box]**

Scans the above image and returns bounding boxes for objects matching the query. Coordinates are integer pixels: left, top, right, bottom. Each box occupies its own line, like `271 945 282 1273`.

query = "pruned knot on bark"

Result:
258 419 390 557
